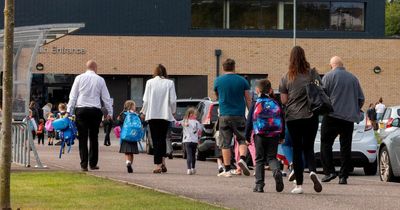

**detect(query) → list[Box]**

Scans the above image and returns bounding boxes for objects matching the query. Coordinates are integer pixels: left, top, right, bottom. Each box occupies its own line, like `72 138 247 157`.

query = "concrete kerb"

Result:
27 162 229 209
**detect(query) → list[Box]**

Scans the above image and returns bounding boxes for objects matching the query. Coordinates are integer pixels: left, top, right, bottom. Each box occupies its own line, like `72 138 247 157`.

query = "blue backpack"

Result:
252 97 283 138
120 112 143 142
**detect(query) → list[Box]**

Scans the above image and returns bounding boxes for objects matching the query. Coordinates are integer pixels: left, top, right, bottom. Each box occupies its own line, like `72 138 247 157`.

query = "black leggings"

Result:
148 119 170 165
286 115 319 185
185 142 198 169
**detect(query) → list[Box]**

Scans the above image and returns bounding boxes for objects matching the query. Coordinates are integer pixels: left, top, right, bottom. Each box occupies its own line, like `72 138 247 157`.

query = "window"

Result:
130 78 143 107
229 0 278 30
191 1 365 32
330 2 364 31
297 2 330 31
191 0 224 29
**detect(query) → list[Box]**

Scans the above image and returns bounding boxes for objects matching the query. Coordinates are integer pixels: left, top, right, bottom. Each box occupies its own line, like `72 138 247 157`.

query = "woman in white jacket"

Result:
141 64 177 173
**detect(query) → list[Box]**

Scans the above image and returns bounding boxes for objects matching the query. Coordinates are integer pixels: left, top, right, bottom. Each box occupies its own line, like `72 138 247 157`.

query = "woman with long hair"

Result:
279 46 322 194
141 64 177 173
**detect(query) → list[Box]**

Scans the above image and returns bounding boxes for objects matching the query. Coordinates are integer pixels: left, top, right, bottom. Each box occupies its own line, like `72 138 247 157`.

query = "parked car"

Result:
196 101 219 161
378 118 400 182
378 106 400 139
144 98 209 156
314 114 378 175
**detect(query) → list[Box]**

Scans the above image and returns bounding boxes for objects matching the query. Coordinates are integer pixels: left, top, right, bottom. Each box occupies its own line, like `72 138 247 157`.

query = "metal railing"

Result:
9 121 45 168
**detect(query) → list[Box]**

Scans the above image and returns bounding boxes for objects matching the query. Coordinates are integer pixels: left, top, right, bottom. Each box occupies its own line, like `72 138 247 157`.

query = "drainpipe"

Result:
215 49 222 77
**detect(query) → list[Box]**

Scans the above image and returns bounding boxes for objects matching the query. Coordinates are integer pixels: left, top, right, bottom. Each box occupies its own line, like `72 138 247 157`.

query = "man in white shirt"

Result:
67 60 113 171
375 97 385 121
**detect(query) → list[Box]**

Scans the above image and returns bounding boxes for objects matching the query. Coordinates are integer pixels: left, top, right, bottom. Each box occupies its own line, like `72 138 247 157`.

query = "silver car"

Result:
378 118 400 182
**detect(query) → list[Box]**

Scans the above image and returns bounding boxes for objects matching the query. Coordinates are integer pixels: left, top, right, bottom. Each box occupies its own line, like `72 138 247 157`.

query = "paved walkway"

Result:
28 134 400 210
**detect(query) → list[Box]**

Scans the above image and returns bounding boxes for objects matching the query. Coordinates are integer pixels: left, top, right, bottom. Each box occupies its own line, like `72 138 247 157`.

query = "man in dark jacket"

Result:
320 56 365 185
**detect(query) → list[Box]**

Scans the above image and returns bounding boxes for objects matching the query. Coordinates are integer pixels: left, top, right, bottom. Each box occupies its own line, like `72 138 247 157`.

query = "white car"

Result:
378 106 400 139
314 115 378 175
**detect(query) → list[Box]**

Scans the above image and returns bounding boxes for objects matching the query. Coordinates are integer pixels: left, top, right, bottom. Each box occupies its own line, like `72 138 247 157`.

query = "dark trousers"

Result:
184 142 198 169
254 135 279 186
75 107 103 169
37 133 44 144
148 119 169 165
321 115 354 178
286 115 319 185
103 119 113 145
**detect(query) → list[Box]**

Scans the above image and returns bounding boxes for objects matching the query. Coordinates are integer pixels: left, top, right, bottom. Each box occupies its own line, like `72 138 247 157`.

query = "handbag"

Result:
305 68 333 115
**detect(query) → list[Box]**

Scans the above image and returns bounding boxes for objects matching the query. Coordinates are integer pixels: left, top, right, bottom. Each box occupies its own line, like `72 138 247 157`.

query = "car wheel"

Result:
364 159 377 175
197 150 206 161
379 147 395 182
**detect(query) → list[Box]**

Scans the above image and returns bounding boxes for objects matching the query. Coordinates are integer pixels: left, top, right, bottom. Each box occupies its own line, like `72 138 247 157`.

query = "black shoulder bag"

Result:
305 69 333 115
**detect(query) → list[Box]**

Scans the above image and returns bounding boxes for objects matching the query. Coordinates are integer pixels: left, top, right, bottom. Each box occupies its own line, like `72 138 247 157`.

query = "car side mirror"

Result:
392 118 400 127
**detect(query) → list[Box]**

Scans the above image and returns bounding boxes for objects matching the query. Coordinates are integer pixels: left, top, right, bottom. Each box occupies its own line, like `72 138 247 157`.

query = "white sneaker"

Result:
288 170 296 182
230 169 240 175
187 169 192 175
310 172 322 193
291 186 304 194
218 170 232 178
238 159 250 176
191 168 196 175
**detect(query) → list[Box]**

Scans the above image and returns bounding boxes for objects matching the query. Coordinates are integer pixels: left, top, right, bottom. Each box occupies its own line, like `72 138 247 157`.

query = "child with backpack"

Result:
176 108 202 175
245 79 285 193
46 113 55 145
36 119 45 145
117 100 143 173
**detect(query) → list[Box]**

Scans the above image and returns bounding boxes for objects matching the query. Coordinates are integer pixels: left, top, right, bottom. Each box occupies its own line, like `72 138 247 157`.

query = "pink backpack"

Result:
114 126 121 138
45 120 54 131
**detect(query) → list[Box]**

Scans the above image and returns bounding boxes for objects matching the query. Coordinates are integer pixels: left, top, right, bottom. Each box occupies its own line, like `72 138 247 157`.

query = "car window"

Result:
383 108 392 120
211 104 219 122
397 109 400 118
175 101 201 121
196 102 205 121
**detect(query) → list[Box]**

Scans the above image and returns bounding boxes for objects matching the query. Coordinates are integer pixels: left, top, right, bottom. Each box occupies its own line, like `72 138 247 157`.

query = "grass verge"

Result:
11 171 225 210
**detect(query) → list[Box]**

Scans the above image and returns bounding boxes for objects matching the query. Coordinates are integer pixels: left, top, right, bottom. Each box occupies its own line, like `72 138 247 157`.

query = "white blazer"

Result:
142 76 177 121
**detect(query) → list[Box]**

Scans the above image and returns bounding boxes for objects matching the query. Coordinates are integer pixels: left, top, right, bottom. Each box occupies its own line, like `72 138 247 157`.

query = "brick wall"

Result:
36 35 400 108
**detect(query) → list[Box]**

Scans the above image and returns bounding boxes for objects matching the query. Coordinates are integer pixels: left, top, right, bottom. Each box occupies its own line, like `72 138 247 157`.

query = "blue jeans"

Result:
184 142 198 169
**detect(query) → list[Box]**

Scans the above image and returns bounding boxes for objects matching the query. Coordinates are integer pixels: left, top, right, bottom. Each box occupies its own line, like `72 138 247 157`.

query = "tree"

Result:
0 0 14 209
386 1 400 36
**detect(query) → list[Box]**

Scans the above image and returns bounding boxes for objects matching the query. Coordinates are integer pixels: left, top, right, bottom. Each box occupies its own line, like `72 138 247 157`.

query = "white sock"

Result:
126 160 131 166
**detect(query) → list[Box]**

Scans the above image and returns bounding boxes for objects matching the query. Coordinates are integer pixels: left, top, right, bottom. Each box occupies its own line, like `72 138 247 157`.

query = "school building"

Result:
1 0 399 114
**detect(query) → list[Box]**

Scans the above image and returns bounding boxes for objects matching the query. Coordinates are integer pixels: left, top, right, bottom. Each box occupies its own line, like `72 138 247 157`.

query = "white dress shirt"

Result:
67 70 113 116
142 76 177 121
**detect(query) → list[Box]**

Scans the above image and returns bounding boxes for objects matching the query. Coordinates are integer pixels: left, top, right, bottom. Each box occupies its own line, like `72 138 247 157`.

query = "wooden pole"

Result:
0 0 15 209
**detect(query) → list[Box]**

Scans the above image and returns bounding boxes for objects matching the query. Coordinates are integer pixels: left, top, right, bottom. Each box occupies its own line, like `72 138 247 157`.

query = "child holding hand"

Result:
176 108 202 175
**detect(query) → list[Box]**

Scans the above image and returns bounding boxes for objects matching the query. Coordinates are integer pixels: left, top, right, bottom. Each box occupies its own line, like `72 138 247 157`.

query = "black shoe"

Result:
81 167 88 172
161 164 167 173
127 164 133 173
321 173 337 182
168 153 173 159
90 166 100 170
274 171 284 192
253 184 264 193
218 167 224 174
339 177 347 185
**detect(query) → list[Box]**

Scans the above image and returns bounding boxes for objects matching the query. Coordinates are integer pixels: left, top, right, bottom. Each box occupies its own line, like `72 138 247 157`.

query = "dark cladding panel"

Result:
103 76 129 117
0 0 385 38
175 76 208 99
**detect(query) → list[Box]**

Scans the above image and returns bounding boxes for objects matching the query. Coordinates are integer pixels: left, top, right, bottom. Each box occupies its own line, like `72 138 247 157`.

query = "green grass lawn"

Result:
11 172 225 210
